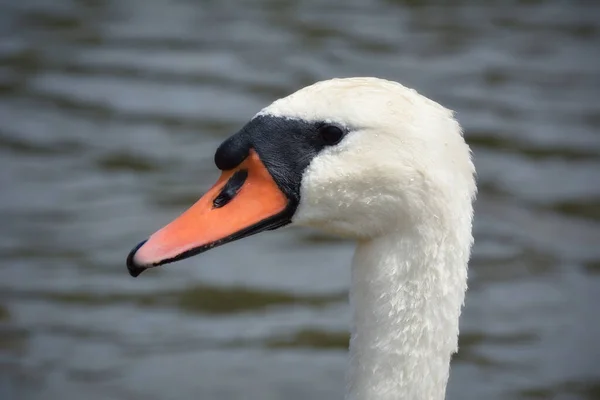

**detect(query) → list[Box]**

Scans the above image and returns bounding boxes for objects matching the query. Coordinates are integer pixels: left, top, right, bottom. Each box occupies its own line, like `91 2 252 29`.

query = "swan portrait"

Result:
127 77 477 400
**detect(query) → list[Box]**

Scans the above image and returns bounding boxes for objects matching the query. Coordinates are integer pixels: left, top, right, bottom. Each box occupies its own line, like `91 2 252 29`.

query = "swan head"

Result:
127 77 475 276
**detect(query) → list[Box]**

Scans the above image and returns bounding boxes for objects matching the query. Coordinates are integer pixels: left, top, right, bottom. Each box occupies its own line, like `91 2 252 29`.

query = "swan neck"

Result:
346 229 469 400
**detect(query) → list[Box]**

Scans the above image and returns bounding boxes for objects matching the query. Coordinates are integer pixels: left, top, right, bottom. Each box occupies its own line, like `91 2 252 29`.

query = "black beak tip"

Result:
126 240 148 278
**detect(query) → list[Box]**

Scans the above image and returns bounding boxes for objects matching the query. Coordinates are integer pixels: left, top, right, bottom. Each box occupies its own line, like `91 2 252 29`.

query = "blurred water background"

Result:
1 0 599 399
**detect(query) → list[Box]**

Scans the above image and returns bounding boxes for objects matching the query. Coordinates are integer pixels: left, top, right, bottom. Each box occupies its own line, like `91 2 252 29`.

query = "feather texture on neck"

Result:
347 201 473 400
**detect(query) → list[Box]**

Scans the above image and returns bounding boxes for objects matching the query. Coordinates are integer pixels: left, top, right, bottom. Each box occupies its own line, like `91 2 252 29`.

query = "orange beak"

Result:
126 149 290 277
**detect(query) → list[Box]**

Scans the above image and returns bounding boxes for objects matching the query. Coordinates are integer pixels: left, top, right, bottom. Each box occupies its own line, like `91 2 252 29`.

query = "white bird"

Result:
127 77 477 400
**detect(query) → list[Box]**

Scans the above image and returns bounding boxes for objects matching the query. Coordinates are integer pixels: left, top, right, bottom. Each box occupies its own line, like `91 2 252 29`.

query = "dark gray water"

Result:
1 0 599 399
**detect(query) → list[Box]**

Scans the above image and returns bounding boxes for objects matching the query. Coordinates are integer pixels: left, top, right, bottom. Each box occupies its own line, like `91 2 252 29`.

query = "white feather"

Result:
260 77 476 400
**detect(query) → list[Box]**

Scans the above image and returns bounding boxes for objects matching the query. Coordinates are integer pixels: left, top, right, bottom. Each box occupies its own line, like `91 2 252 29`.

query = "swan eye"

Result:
319 124 345 146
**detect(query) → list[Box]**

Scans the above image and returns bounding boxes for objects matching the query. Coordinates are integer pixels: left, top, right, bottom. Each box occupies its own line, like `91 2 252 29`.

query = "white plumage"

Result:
260 78 477 400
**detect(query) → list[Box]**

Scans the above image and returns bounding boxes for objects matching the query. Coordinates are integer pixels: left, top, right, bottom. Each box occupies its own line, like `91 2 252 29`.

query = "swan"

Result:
126 77 476 400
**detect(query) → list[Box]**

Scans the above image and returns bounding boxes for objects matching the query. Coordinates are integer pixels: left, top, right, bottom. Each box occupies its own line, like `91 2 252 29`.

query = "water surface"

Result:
1 0 599 399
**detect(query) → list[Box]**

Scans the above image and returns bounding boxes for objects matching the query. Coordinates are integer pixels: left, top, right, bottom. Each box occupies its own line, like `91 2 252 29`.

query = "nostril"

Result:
213 169 248 208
